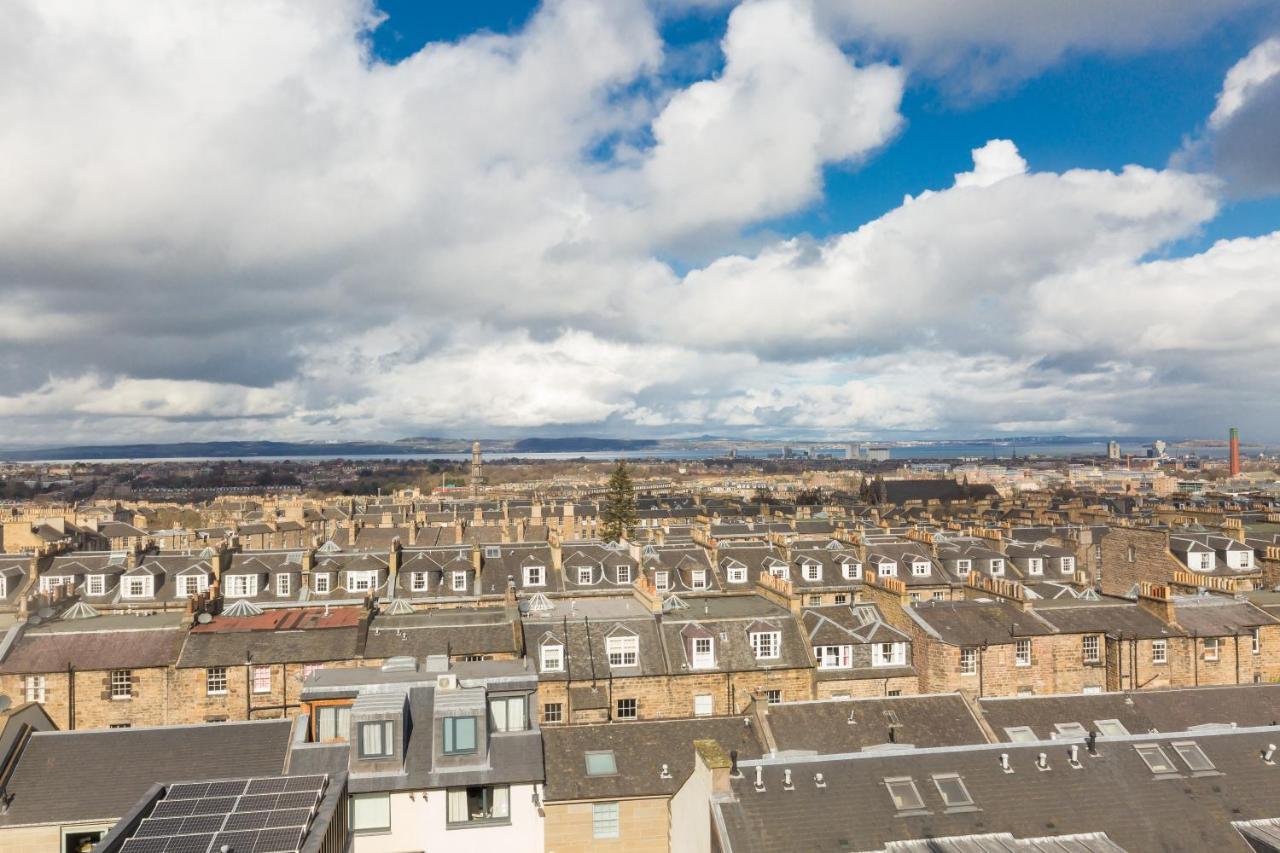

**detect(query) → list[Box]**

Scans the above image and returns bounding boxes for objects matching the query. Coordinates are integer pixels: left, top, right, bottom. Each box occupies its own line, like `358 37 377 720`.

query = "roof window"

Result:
1134 744 1178 775
884 777 925 812
931 774 974 809
1094 719 1129 737
585 751 618 776
1171 741 1216 773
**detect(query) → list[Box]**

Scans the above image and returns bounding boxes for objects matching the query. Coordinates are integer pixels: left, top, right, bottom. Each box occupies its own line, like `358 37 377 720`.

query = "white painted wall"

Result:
670 758 712 853
353 784 544 853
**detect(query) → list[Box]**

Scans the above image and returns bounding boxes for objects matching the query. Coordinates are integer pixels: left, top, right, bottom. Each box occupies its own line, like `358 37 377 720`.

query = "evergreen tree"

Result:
601 460 638 543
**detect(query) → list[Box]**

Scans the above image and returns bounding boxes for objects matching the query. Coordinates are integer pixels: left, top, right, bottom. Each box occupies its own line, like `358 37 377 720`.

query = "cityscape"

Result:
3 2 1280 853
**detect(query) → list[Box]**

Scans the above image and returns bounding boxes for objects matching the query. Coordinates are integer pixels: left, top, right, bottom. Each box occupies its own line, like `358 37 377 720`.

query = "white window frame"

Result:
86 575 105 596
24 675 46 703
843 562 861 580
1026 558 1043 576
1061 557 1075 574
990 559 1005 576
110 669 132 700
654 571 670 591
592 802 620 840
313 573 331 594
1152 638 1168 664
1082 634 1101 663
727 566 747 583
815 645 852 669
802 561 822 582
576 567 593 585
911 560 930 577
607 635 639 668
252 665 271 694
348 570 378 592
484 545 502 559
1203 638 1219 661
960 647 977 675
616 565 632 584
451 571 468 592
226 575 258 598
693 694 713 717
276 573 291 597
206 666 228 696
750 631 781 660
769 565 790 582
690 570 708 589
878 561 897 578
691 637 715 669
410 572 428 592
1015 638 1032 667
177 574 208 597
523 565 545 587
122 576 153 599
955 559 971 576
873 642 906 667
540 643 564 672
1252 627 1261 655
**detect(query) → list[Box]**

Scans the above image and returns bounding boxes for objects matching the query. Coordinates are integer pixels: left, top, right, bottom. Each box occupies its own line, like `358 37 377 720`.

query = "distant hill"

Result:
512 437 659 453
0 441 432 461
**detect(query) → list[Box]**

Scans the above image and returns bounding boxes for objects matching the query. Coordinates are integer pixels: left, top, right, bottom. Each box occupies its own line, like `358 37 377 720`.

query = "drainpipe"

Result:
67 662 76 731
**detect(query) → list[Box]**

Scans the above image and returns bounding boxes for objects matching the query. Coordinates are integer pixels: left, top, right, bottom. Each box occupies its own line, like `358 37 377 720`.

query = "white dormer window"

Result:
122 576 154 599
607 636 638 667
1195 552 1214 571
177 574 209 597
691 637 715 669
873 642 907 667
616 565 632 584
769 565 790 582
39 576 68 593
524 565 545 586
577 567 593 585
1060 557 1075 574
750 631 780 660
990 559 1004 576
347 571 377 592
313 573 331 594
843 563 861 580
276 574 291 596
86 575 106 596
727 566 747 583
451 571 468 592
815 645 852 669
802 562 822 582
1026 558 1043 576
226 575 258 598
955 560 971 576
0 577 7 598
540 643 564 672
411 572 429 592
484 546 501 559
912 560 930 577
1237 552 1253 569
690 570 708 589
655 571 670 591
878 561 897 578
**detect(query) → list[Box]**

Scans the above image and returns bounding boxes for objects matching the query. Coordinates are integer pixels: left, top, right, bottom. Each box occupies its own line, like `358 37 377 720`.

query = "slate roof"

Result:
1032 600 1181 639
362 609 519 659
0 622 185 673
1173 596 1277 635
765 694 990 753
542 716 765 802
0 719 292 827
907 600 1056 646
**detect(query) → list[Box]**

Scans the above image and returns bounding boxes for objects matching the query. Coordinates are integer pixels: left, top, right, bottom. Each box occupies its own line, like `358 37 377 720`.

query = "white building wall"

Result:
669 759 712 853
353 784 544 853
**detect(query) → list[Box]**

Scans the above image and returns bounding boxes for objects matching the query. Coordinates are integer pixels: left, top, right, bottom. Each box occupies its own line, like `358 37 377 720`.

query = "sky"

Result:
2 0 1280 447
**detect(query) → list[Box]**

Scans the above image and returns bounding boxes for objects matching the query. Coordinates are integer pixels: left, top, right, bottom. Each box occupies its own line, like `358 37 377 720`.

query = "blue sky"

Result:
2 0 1280 445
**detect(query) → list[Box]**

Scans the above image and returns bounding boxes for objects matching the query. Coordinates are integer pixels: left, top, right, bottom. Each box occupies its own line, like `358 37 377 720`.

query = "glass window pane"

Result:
491 699 508 733
351 793 390 831
507 697 525 731
585 751 617 776
447 789 469 823
490 785 509 818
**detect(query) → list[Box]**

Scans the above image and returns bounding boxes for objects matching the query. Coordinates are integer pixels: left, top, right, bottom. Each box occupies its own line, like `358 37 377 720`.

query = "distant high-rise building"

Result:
845 444 856 461
1106 440 1121 460
1230 427 1241 477
470 441 482 498
1148 439 1167 459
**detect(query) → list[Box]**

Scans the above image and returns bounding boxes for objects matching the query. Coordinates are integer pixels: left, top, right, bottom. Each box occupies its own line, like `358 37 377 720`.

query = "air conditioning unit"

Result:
436 673 457 691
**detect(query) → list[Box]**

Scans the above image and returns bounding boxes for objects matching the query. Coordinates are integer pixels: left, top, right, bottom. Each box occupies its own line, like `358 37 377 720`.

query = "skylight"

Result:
884 777 924 811
931 774 974 809
1134 744 1177 775
585 751 617 776
1171 741 1216 773
1094 719 1129 737
1004 726 1037 743
1054 722 1089 738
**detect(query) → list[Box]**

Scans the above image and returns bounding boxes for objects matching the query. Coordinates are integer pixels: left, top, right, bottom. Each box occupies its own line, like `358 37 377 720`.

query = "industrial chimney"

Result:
1230 427 1241 477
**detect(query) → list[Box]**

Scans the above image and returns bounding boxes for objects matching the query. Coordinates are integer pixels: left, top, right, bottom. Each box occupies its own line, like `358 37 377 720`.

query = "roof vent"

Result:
660 764 672 779
1068 744 1083 769
814 772 827 789
1263 744 1276 765
754 766 765 793
1037 752 1050 772
999 753 1013 774
425 654 450 673
436 673 458 691
381 656 417 673
783 769 794 791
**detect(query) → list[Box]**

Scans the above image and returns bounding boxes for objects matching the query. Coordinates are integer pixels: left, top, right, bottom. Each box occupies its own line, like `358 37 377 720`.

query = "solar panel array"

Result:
119 775 327 853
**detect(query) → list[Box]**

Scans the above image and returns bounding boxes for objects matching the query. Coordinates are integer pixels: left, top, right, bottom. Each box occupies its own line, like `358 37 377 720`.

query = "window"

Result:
410 572 428 592
1203 638 1219 661
524 565 544 586
1055 722 1088 737
226 575 258 597
489 695 527 732
1061 557 1075 574
1015 638 1031 667
540 643 564 672
878 561 896 577
347 570 377 592
802 562 822 581
39 576 66 593
451 572 468 592
1171 740 1216 773
1026 558 1043 576
110 722 131 728
955 559 971 576
654 571 670 591
1082 635 1101 663
276 573 291 596
485 546 501 559
909 593 921 602
691 570 708 589
1095 719 1129 737
247 665 272 694
577 567 593 585
1252 627 1261 655
86 575 105 596
316 704 351 741
807 594 822 606
123 576 152 598
359 720 394 758
616 565 632 584
542 702 563 724
177 574 208 597
447 786 509 825
727 566 746 583
769 564 789 581
842 562 861 580
616 698 637 720
585 751 617 776
1152 639 1168 664
960 648 977 675
350 793 391 833
990 559 1004 575
1127 545 1137 563
592 802 620 839
873 643 906 667
765 689 782 704
313 573 331 593
24 675 45 703
691 637 715 669
1004 726 1037 742
912 560 930 577
694 694 713 717
932 774 974 809
1134 744 1178 775
834 593 849 605
607 635 638 667
885 777 925 812
443 717 477 755
816 645 852 669
751 631 781 660
206 666 228 696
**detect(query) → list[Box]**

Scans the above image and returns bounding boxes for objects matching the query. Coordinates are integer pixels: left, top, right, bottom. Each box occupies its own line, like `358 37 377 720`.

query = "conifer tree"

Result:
601 460 637 542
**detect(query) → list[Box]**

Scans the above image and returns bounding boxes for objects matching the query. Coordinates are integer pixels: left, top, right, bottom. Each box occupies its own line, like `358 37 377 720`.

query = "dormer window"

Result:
691 637 715 669
655 571 670 591
1026 558 1043 576
39 576 69 593
524 565 545 586
690 570 708 589
1060 557 1075 574
411 572 429 592
873 643 906 667
577 567 593 585
842 563 861 580
226 575 257 598
912 560 930 577
750 631 780 660
276 574 292 596
990 559 1004 576
86 575 106 596
815 645 852 669
616 565 632 584
484 546 501 559
177 574 208 597
451 571 469 592
802 562 822 582
769 565 790 582
878 561 897 577
347 570 377 592
606 636 638 667
123 576 154 599
358 721 393 759
727 566 747 583
313 573 331 594
541 643 564 672
955 560 971 575
443 717 477 755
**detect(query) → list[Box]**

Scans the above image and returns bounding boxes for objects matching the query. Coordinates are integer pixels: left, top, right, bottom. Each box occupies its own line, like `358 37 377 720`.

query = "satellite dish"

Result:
26 615 42 625
517 600 531 615
197 612 213 624
38 607 54 619
0 695 12 712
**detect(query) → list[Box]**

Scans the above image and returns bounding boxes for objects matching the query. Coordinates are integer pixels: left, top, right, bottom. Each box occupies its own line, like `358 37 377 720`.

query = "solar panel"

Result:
212 830 260 852
180 814 227 834
151 799 198 819
189 796 238 815
135 818 184 837
165 833 215 853
246 777 289 795
254 827 305 852
236 793 279 812
166 782 210 800
206 779 251 797
275 791 318 810
264 809 311 829
283 775 326 792
121 838 170 853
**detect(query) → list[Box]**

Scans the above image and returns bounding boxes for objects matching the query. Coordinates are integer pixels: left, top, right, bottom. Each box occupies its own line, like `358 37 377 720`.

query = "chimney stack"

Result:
1229 427 1241 478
